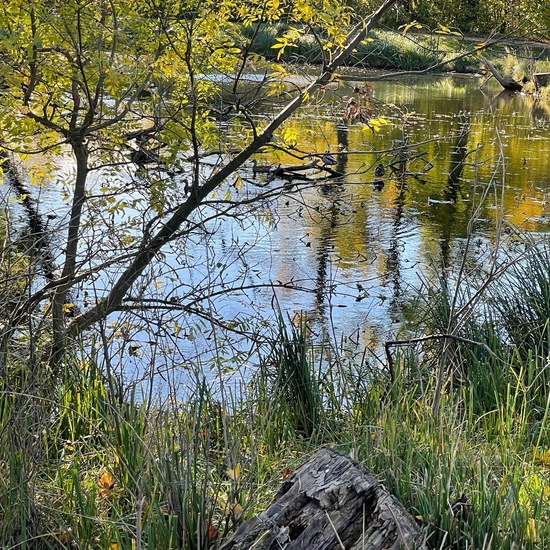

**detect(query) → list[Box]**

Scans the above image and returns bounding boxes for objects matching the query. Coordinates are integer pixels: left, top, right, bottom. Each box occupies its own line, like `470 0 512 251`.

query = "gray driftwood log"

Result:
219 448 426 550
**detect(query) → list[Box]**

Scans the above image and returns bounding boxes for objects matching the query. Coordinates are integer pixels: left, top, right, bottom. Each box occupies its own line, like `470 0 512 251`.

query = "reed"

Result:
1 277 550 548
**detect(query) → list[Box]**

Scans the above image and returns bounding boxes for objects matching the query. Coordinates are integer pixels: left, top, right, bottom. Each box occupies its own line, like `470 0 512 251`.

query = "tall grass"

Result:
1 255 550 547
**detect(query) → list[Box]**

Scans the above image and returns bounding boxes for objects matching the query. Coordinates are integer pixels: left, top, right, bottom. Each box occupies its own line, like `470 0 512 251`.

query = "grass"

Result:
2 247 550 548
1 337 549 547
242 24 550 76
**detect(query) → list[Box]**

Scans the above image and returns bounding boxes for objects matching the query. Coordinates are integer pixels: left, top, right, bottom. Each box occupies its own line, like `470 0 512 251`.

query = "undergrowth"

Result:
2 248 550 548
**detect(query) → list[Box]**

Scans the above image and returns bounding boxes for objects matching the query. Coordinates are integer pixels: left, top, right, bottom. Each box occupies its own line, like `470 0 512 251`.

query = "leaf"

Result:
98 472 115 490
98 472 115 498
154 280 163 289
534 447 550 465
526 518 538 542
230 502 243 520
62 303 75 314
128 343 141 357
475 41 489 54
399 20 423 34
207 524 218 542
281 127 299 147
226 463 242 481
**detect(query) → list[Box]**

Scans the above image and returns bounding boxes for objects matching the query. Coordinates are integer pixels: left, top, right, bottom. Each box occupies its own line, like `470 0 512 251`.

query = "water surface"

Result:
2 73 550 392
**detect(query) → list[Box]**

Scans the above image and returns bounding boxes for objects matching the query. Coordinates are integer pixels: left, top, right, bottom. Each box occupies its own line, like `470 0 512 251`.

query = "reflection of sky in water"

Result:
1 74 550 396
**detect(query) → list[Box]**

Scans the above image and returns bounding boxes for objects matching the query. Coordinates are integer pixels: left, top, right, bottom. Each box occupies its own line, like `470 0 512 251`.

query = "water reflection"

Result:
256 75 550 355
2 74 549 392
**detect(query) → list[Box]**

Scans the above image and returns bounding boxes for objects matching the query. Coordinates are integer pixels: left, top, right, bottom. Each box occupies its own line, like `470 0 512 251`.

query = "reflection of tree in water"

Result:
440 114 470 272
385 175 406 325
312 125 349 322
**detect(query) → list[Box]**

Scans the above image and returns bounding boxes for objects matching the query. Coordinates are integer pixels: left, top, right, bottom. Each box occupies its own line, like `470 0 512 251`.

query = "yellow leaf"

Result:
526 518 538 542
226 463 241 481
281 127 299 147
98 472 115 489
98 472 115 498
534 448 550 465
399 20 423 34
475 42 489 55
154 280 163 289
62 303 75 314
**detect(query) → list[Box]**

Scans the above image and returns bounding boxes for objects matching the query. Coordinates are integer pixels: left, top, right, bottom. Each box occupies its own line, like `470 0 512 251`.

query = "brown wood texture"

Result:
219 448 426 550
480 56 523 91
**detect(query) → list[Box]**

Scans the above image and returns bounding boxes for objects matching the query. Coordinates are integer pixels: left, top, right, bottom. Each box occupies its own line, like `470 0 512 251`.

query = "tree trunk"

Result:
219 448 426 550
480 56 523 91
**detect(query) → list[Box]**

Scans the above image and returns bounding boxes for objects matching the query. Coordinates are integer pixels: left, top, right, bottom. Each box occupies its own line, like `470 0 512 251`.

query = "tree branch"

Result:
67 0 398 336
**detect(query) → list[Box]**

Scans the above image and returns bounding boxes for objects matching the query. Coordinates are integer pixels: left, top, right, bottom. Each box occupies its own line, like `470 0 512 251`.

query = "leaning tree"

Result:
0 0 397 382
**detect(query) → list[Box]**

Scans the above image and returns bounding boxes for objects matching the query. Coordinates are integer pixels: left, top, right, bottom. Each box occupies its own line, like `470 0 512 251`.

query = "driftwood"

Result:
480 56 523 91
219 448 426 550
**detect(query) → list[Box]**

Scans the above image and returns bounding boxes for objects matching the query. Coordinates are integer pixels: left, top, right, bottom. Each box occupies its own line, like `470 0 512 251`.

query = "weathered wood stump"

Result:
219 448 426 550
480 56 523 91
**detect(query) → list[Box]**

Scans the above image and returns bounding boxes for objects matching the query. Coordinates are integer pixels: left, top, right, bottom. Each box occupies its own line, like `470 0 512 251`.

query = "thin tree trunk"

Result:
50 140 89 369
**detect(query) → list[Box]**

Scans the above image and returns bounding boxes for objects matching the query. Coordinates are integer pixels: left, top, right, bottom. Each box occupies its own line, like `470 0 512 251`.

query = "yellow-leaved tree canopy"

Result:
0 0 395 371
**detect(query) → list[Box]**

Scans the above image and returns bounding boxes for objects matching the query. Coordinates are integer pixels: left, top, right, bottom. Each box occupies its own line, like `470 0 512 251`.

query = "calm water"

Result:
2 74 550 391
227 75 550 355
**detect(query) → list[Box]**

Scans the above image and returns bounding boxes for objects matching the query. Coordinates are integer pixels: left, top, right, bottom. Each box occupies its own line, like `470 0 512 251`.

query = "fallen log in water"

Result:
480 56 523 91
219 447 426 550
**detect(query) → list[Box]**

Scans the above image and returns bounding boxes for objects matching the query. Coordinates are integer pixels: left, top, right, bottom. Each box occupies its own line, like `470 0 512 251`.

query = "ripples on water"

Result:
2 74 550 394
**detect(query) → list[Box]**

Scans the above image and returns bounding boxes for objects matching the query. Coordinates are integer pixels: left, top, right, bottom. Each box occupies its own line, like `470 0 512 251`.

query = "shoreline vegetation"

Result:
3 263 550 548
248 27 550 95
1 10 550 550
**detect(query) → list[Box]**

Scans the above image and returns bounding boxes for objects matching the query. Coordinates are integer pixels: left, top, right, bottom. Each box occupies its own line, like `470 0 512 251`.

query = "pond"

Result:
219 74 550 360
2 73 550 393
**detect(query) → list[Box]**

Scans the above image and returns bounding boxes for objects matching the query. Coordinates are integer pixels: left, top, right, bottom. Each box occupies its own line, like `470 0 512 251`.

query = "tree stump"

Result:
480 56 523 91
219 448 426 550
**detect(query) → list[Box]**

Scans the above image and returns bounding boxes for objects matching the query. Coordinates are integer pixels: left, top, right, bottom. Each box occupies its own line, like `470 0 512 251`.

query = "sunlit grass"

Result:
242 25 550 75
2 246 550 547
